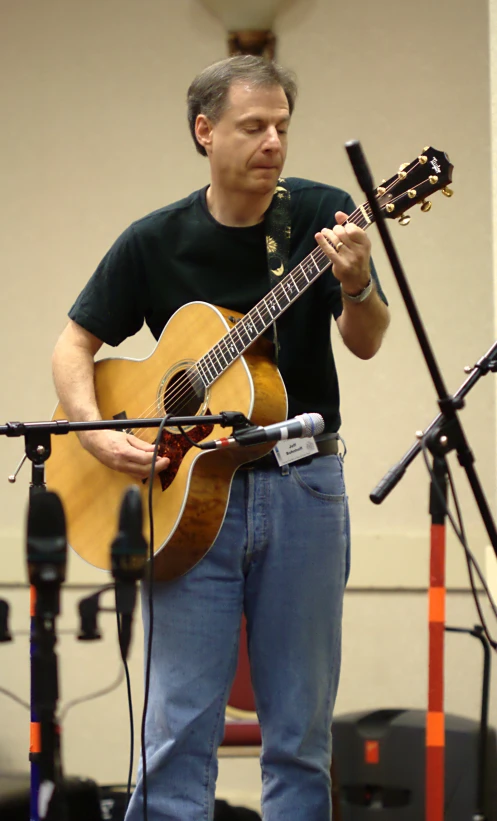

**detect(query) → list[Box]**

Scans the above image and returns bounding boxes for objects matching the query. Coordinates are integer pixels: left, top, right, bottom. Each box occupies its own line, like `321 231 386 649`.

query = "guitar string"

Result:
128 165 430 438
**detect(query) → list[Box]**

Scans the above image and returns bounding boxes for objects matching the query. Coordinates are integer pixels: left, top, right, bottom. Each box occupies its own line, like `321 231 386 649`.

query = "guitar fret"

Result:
252 304 266 328
310 252 322 274
211 347 224 373
359 205 371 225
242 315 258 340
265 293 280 316
218 339 233 366
255 301 268 324
196 360 209 387
228 330 243 357
214 342 229 368
300 261 311 282
203 353 219 381
286 272 298 295
275 286 290 309
230 325 245 354
247 310 262 335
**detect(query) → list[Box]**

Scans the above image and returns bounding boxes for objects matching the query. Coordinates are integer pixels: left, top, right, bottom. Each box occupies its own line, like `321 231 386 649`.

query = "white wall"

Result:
0 0 496 806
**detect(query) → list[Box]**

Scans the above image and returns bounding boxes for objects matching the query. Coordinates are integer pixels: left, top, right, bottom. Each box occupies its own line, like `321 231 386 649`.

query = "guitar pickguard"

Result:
157 417 214 491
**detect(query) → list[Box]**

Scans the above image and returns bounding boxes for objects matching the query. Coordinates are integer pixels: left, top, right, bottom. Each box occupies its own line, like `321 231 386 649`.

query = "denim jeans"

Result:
125 451 350 821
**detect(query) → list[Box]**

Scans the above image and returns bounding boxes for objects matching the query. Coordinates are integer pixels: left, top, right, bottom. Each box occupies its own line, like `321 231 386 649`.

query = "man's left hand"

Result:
315 211 371 297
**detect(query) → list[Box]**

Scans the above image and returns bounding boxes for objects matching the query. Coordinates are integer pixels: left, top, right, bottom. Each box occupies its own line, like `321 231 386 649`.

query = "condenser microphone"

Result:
26 491 67 595
111 485 147 661
202 412 325 449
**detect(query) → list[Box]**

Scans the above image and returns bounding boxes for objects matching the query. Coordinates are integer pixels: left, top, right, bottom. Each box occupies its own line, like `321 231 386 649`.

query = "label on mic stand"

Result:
273 436 318 466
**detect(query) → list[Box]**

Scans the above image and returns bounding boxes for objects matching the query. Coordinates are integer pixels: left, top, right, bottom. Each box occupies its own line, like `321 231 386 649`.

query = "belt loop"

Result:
338 433 347 459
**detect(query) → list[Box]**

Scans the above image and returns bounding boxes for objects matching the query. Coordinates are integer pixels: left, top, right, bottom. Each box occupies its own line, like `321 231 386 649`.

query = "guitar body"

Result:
46 302 287 580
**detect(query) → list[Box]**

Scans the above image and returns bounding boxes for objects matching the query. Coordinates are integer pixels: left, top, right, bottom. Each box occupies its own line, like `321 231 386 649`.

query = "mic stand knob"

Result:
8 453 27 483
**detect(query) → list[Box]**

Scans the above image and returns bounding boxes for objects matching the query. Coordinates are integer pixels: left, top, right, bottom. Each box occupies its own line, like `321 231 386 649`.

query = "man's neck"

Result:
206 184 274 228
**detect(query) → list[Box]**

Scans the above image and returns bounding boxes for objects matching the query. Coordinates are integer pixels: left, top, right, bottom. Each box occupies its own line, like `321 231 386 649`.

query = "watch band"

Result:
341 277 373 304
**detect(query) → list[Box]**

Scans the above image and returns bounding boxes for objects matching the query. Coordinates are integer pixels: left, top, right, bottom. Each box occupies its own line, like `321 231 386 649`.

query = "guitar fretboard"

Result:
195 204 372 387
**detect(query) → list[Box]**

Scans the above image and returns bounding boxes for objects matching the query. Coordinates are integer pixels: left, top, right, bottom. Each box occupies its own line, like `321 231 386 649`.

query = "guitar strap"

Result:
264 178 291 363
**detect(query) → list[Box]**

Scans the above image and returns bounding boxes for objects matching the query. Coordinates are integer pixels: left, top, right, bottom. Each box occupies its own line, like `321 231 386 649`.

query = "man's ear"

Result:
195 114 213 153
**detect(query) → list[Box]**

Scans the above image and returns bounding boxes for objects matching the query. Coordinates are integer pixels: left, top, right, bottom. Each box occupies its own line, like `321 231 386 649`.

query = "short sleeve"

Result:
68 225 146 347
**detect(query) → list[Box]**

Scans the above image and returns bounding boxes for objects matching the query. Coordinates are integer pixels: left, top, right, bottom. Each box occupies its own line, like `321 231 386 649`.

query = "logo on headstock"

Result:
430 158 442 174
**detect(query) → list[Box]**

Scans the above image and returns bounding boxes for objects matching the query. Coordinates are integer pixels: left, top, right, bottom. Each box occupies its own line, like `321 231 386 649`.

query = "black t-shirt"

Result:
69 177 386 432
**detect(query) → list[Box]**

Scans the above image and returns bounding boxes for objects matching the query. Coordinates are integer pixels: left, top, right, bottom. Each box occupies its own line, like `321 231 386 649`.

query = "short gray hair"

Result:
187 55 298 156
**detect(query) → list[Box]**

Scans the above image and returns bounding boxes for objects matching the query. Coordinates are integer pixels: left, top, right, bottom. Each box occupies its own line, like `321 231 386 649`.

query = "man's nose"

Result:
263 126 281 149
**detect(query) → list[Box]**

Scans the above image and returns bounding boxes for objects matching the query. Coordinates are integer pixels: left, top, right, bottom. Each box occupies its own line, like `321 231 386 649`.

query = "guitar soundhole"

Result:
162 368 205 418
157 365 213 492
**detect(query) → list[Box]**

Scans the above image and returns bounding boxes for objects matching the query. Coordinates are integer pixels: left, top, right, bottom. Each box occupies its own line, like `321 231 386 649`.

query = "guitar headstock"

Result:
375 147 453 225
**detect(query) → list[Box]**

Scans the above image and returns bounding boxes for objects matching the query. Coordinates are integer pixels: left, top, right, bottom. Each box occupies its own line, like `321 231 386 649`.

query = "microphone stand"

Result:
1 410 249 821
345 140 497 821
24 429 62 821
370 340 497 505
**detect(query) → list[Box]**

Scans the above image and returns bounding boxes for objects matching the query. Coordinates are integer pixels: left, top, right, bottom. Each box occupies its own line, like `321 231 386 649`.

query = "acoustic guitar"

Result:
46 148 453 580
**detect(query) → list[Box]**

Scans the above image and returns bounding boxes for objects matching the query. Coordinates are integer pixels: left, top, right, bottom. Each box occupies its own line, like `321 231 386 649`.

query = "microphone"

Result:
202 412 325 449
111 485 147 661
26 491 67 618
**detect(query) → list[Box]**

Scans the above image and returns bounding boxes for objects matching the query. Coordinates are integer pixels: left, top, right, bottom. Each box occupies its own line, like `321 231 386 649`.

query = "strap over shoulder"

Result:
264 179 291 364
265 178 291 287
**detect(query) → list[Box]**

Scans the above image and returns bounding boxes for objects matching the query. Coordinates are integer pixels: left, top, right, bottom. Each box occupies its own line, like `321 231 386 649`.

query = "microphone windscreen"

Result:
118 485 143 538
27 491 66 551
26 491 67 585
301 413 325 437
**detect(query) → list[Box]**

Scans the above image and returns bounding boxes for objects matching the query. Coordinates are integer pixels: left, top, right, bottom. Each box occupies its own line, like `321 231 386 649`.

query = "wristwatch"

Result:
341 277 373 304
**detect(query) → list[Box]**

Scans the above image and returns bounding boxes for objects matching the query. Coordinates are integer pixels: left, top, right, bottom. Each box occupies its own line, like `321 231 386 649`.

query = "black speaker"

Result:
332 709 497 820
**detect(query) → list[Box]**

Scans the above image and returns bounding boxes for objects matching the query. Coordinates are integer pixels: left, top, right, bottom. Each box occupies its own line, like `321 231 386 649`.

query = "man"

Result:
52 56 389 820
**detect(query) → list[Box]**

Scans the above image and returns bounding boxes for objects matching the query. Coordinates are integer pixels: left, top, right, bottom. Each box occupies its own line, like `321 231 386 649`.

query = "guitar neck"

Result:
195 203 372 387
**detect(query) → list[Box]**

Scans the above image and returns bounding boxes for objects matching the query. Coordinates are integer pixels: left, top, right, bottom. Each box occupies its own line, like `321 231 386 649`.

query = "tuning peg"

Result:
420 200 432 212
442 187 454 197
398 214 411 226
399 163 409 171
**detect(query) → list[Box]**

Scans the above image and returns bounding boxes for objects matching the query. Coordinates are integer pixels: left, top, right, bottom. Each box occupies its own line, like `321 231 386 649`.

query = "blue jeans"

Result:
125 452 350 821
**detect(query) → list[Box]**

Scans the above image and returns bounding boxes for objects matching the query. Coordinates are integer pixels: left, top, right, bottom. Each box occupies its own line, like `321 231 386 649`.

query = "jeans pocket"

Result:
290 454 345 502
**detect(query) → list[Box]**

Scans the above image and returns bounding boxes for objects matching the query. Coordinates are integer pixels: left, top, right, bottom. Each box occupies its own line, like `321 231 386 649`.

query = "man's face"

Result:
200 81 290 195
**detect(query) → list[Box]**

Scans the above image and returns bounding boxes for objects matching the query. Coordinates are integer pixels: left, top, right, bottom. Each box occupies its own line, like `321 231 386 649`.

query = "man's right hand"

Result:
79 429 170 480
